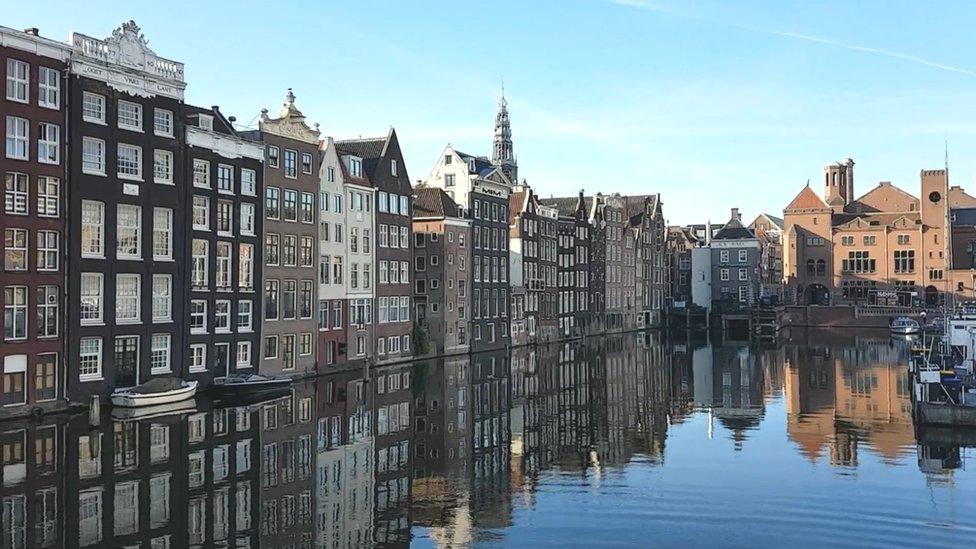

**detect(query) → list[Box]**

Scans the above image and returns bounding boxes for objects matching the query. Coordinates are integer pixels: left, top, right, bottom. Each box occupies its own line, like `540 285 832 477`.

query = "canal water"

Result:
3 329 975 547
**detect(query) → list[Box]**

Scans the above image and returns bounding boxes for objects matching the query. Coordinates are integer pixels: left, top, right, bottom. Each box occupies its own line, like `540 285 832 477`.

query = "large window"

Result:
118 100 143 131
215 300 231 333
894 250 915 274
37 176 58 217
38 66 59 108
4 172 27 214
6 59 29 103
241 169 256 195
5 116 28 160
82 92 105 123
265 280 279 320
217 164 234 193
153 150 173 184
152 275 172 322
36 285 58 338
300 193 314 223
284 149 297 178
300 237 313 267
239 244 254 290
237 342 252 369
116 204 141 259
117 144 142 180
79 338 103 381
80 273 103 324
190 300 207 333
283 235 297 266
240 203 255 235
153 208 173 260
217 200 233 235
841 251 876 274
116 274 141 323
265 234 280 266
238 300 253 331
4 228 27 270
300 281 313 319
3 286 27 340
283 281 297 319
191 239 209 288
154 108 174 136
216 242 231 289
283 190 297 221
38 123 59 164
36 230 58 271
150 334 171 374
82 137 105 174
81 201 104 257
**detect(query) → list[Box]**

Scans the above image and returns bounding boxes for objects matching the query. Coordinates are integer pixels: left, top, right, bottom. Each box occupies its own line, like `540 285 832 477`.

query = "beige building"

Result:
783 159 976 306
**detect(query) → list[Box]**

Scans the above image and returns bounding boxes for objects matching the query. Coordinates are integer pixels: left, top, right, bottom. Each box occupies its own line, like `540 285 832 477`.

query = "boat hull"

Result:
111 381 198 407
211 376 292 395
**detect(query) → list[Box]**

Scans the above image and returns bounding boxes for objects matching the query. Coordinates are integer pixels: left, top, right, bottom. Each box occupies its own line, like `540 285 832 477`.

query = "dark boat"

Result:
211 374 293 395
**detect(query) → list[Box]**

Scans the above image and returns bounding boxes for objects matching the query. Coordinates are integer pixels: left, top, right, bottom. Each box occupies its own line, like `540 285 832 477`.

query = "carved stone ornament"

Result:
259 88 321 144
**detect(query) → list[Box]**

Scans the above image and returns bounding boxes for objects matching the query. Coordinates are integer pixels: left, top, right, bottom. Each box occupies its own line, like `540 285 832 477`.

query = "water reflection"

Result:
1 329 974 547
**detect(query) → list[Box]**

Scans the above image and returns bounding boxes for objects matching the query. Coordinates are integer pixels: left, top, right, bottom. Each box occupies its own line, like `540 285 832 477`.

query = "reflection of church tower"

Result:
492 88 517 182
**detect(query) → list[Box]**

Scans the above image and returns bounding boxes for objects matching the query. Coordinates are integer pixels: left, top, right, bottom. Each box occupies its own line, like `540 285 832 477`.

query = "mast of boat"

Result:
944 132 955 314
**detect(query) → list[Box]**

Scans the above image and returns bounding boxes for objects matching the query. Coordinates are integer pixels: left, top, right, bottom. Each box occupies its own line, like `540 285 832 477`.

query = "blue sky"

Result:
7 0 976 224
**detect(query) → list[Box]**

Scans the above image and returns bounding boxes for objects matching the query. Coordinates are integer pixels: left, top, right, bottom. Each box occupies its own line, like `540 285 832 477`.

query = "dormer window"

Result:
348 157 362 177
198 114 213 131
468 159 476 173
391 159 398 176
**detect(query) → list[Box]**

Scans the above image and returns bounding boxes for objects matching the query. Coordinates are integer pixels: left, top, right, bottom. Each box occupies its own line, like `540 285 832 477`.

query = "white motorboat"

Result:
890 317 920 335
111 378 198 408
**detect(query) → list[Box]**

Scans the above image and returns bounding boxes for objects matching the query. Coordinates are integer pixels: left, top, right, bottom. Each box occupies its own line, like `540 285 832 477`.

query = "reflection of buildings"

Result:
0 418 65 548
692 341 766 448
373 362 413 545
470 350 513 529
784 330 914 466
258 384 316 546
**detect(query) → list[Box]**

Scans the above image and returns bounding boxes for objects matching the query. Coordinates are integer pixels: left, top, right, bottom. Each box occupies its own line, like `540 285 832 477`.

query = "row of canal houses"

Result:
0 21 668 419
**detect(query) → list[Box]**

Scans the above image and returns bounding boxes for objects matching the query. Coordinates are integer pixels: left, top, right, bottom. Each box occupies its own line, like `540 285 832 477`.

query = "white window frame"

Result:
82 92 105 124
38 66 60 109
117 143 143 180
115 273 141 324
153 208 173 260
36 176 59 217
82 137 105 175
241 169 256 196
6 59 29 103
217 164 234 193
214 300 231 333
192 196 210 231
152 274 172 323
236 341 252 369
5 172 27 215
150 333 171 374
5 116 29 160
189 344 207 373
153 149 173 184
80 273 103 325
116 204 142 259
37 123 59 164
240 203 256 236
117 100 143 132
237 300 253 332
81 201 104 257
190 300 207 334
78 338 103 381
153 108 174 137
36 229 58 271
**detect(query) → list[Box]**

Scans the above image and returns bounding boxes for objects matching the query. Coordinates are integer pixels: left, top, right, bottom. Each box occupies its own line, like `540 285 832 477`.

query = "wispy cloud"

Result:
608 0 976 78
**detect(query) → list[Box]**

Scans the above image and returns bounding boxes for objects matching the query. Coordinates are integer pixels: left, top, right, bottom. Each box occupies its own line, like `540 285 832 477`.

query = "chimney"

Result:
731 207 741 222
24 28 39 36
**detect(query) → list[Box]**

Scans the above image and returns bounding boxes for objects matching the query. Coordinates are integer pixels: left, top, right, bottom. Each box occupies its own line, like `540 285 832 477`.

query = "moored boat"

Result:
211 373 292 395
111 378 198 408
890 317 920 335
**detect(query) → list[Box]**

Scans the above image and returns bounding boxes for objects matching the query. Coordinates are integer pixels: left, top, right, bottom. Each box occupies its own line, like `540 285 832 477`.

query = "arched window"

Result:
816 259 826 276
806 259 816 275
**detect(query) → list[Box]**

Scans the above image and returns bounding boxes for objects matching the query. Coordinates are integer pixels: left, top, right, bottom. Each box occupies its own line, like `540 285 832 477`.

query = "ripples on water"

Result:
3 328 975 547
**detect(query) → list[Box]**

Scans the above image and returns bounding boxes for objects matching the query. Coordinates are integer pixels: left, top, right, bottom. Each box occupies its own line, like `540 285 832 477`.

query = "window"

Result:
118 101 143 131
116 204 142 259
400 196 409 216
349 158 362 177
268 145 279 167
193 159 210 187
116 274 141 323
264 280 279 320
192 196 210 230
152 275 172 322
80 137 105 175
190 300 207 333
4 228 27 270
266 234 280 266
894 250 915 273
153 150 173 184
238 300 253 331
36 230 58 271
265 336 279 359
34 354 56 401
153 208 173 260
5 116 28 160
284 149 297 178
841 251 876 274
5 59 28 103
445 173 455 187
720 268 729 281
738 249 747 262
38 123 59 164
841 235 853 246
283 280 297 319
235 169 255 198
218 164 234 193
236 203 255 237
154 108 174 136
81 201 104 257
739 268 748 281
79 338 102 381
301 152 312 174
239 243 254 290
3 286 27 340
215 300 231 332
283 190 298 221
216 242 232 289
151 334 171 374
197 114 213 130
282 335 296 369
117 144 142 180
36 66 59 109
80 273 103 324
217 200 233 235
83 92 105 123
189 344 206 373
897 234 910 245
266 187 280 219
299 333 312 356
300 237 313 267
719 250 729 263
300 192 314 223
862 235 876 246
300 281 313 318
237 342 252 369
191 239 208 288
391 159 398 176
5 172 27 214
36 285 58 338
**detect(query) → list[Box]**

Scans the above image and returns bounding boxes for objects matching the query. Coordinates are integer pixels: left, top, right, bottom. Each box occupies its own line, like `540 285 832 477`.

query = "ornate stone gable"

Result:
70 20 185 99
259 89 321 144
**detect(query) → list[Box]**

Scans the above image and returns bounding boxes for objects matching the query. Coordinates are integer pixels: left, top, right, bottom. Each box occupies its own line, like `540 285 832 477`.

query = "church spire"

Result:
492 83 517 183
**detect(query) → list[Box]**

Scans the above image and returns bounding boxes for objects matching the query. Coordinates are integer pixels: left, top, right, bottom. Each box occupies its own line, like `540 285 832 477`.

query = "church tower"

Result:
823 158 854 210
492 87 517 182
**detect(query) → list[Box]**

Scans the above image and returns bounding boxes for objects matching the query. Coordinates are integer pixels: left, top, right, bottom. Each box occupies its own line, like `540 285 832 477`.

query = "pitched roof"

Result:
413 187 459 218
336 131 394 181
540 196 584 217
785 185 829 212
713 217 755 240
453 150 495 177
763 214 784 228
